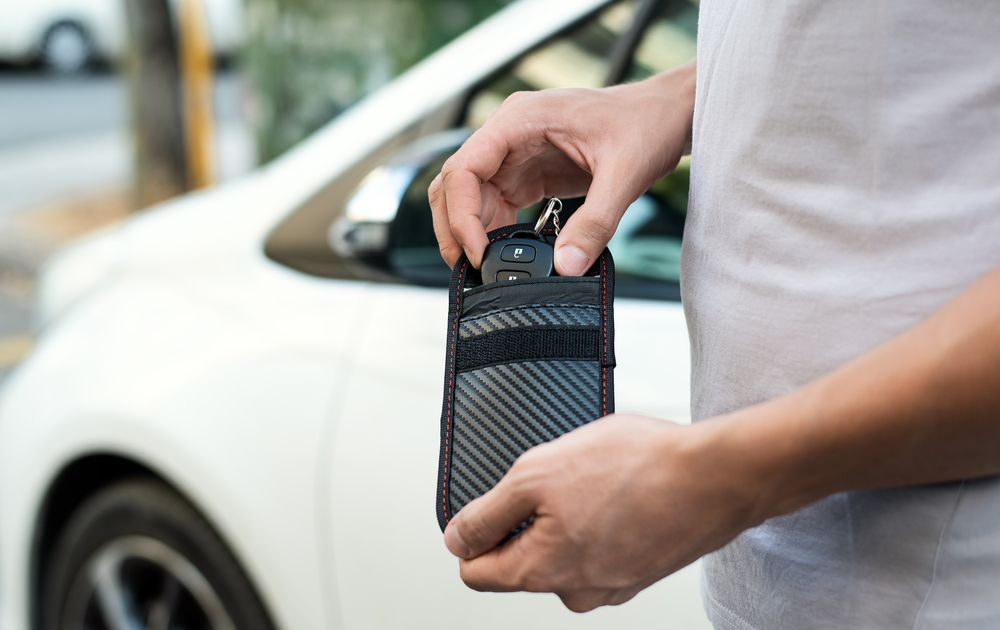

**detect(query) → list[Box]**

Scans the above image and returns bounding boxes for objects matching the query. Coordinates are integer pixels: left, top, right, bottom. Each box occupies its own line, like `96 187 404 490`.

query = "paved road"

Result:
0 69 249 217
0 68 243 146
0 72 126 146
0 67 254 383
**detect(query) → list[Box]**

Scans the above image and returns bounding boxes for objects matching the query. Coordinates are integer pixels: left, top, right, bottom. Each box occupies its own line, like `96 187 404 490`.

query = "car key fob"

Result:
480 234 554 283
480 197 563 283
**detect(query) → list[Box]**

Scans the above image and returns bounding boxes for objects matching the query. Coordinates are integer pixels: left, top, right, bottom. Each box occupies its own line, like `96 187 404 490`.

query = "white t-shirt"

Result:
682 1 1000 628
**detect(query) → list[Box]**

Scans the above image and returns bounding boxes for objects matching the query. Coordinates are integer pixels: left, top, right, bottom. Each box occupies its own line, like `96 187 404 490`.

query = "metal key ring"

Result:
533 198 563 237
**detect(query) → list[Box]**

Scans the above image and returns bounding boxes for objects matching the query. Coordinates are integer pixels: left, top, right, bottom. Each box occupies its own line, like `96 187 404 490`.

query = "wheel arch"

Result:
38 17 93 55
28 453 279 630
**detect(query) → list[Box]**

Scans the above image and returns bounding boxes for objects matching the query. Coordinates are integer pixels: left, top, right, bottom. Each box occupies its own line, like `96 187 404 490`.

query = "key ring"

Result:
533 198 562 237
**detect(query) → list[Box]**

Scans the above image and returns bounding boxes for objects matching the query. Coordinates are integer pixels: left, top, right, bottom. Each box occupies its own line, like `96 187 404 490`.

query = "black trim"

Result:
456 327 600 372
461 277 600 317
437 251 469 532
604 0 662 86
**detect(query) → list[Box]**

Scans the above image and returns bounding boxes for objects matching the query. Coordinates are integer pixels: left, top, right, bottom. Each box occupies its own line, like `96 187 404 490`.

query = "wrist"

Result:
682 401 824 527
618 60 697 166
655 413 783 531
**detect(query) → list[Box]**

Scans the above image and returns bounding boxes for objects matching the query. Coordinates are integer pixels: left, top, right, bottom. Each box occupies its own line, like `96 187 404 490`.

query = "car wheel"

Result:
41 478 276 630
40 22 92 73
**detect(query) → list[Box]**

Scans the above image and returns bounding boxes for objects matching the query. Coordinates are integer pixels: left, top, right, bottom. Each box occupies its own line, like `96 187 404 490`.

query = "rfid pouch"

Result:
437 221 615 531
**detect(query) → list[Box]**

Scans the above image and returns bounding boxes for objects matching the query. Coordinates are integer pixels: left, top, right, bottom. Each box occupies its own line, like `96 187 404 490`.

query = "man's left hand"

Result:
442 414 767 612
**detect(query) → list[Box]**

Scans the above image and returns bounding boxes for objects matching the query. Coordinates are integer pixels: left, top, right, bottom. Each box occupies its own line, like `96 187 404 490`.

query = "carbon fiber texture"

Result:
449 359 600 516
459 304 600 339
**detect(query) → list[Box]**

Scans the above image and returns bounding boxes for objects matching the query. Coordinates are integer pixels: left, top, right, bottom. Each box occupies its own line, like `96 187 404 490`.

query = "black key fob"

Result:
481 235 555 283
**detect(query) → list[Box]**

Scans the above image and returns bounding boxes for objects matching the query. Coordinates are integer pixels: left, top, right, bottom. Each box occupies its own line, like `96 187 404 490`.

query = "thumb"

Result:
553 169 637 276
444 473 538 559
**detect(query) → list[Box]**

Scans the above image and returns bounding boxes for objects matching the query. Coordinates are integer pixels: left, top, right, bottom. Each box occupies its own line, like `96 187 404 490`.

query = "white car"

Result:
0 0 705 628
0 0 242 72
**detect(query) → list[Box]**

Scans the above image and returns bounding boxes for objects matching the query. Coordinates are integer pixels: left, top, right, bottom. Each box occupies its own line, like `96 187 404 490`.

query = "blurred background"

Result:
0 0 511 384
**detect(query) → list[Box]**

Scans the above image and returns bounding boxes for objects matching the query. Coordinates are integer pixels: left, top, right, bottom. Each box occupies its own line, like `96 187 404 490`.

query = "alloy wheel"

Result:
59 535 237 630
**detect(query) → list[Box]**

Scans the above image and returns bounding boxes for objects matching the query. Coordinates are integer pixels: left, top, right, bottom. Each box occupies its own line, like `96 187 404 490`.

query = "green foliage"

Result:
244 0 509 162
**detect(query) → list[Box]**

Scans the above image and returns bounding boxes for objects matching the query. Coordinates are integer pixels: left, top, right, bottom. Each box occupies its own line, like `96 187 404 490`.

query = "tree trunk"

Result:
125 0 188 208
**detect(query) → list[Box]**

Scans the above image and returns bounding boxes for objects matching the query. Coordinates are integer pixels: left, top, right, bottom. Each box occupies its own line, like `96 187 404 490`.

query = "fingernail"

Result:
556 245 589 276
444 523 471 558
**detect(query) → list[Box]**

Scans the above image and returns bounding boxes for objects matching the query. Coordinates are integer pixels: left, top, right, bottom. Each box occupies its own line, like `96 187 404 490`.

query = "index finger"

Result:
434 129 513 268
429 173 465 267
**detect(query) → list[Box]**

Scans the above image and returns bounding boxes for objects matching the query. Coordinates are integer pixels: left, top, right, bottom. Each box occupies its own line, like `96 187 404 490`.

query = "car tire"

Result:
41 477 276 630
40 22 92 73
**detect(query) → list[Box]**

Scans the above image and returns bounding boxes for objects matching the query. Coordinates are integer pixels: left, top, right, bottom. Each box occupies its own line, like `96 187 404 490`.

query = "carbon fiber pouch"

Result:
437 222 615 531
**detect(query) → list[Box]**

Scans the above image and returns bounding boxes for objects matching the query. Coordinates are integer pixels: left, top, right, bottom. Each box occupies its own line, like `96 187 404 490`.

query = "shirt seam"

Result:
911 481 966 630
703 575 762 630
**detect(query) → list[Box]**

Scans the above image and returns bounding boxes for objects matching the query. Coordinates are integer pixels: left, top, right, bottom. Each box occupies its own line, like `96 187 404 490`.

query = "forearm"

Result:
703 263 1000 522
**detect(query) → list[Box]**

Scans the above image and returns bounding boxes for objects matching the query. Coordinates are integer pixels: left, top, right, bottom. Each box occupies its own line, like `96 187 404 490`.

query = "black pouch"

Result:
436 222 615 531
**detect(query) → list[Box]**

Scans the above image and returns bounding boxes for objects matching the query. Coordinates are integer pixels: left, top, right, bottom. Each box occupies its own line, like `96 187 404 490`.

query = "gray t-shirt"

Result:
682 0 1000 628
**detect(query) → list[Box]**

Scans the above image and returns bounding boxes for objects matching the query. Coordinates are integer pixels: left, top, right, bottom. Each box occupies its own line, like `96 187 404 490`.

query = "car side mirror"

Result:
329 128 473 286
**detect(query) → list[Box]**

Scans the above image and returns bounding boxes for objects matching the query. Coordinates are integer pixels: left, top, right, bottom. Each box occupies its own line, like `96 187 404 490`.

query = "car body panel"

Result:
0 264 375 630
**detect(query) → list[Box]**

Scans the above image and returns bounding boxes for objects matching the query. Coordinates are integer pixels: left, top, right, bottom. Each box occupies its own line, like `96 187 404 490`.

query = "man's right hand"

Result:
428 60 696 275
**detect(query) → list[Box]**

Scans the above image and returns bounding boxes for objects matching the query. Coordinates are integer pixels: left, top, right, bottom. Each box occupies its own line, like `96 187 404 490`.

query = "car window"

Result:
624 0 698 82
464 0 642 128
264 1 641 282
266 0 699 301
374 0 646 286
603 0 696 299
454 0 697 300
609 157 688 299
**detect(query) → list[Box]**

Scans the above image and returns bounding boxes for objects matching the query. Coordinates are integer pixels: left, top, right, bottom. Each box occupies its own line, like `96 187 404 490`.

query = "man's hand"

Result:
442 414 768 612
429 61 696 274
442 264 1000 611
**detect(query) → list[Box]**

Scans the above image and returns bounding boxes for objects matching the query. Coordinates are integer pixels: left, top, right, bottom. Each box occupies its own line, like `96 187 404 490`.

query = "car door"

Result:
283 1 707 627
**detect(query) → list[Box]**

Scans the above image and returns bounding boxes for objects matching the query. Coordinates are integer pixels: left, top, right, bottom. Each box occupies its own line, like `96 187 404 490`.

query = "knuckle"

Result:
558 592 602 614
500 90 533 107
441 153 459 175
514 557 558 593
605 587 639 607
505 453 542 494
520 573 550 593
514 438 555 470
458 562 488 591
438 242 461 266
427 175 442 199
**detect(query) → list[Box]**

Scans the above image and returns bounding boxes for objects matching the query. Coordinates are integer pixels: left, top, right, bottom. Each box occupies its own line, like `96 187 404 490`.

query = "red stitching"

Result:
601 253 607 416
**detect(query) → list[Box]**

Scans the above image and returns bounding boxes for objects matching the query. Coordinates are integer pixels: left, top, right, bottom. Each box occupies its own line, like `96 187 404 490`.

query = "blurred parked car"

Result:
0 0 242 72
0 0 703 628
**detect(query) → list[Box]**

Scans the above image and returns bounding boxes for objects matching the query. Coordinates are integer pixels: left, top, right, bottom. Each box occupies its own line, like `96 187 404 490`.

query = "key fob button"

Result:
497 270 531 282
500 244 535 263
481 235 553 284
